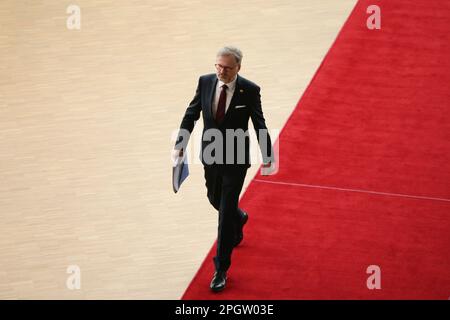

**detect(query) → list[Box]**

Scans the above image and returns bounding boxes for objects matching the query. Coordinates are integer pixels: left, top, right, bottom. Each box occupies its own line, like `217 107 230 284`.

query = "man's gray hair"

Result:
217 46 243 65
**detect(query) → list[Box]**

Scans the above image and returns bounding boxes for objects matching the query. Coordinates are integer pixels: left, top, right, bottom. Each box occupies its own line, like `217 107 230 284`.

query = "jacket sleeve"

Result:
174 77 202 151
249 86 274 164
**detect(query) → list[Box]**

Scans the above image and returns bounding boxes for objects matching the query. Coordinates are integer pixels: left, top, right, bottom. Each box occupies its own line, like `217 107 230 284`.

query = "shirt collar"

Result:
218 75 238 91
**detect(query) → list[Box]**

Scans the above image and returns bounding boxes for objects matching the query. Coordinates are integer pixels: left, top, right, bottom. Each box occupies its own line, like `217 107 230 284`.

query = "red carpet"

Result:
182 0 450 299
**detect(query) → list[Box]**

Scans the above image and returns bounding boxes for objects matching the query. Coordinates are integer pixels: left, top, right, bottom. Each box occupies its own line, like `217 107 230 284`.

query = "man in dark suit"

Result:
173 46 275 292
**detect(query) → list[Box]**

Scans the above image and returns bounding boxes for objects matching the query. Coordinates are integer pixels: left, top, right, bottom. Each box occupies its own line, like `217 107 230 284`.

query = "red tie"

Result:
215 84 228 123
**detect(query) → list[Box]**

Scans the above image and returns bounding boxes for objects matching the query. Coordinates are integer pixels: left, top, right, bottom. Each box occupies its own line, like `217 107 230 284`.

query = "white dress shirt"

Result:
212 75 237 119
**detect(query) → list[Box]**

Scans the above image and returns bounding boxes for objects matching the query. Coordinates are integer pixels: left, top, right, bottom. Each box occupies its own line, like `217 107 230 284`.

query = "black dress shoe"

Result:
210 271 227 292
234 209 248 247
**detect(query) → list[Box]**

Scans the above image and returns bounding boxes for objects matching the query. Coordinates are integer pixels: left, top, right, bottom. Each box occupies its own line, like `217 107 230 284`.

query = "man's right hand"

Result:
171 148 184 166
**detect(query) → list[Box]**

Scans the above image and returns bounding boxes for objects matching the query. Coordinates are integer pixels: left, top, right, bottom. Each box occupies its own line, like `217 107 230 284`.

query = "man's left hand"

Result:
261 161 277 176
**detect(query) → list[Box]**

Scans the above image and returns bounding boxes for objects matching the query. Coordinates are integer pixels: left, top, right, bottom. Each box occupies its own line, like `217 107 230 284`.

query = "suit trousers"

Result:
204 165 248 272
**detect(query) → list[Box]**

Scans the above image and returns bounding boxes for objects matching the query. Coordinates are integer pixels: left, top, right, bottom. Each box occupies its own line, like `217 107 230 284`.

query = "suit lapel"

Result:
208 76 218 120
221 75 241 124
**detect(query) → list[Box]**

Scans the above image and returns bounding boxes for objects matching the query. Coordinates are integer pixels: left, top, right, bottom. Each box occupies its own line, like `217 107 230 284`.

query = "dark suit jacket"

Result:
175 73 274 168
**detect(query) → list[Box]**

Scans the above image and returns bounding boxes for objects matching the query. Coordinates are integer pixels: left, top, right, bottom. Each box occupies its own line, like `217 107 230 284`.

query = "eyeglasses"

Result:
215 63 237 72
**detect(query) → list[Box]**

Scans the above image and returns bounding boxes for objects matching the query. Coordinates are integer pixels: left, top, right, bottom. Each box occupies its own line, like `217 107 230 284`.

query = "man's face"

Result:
215 54 240 83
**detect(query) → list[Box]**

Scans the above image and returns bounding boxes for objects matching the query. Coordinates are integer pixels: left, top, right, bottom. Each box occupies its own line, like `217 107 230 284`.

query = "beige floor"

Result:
0 0 357 299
